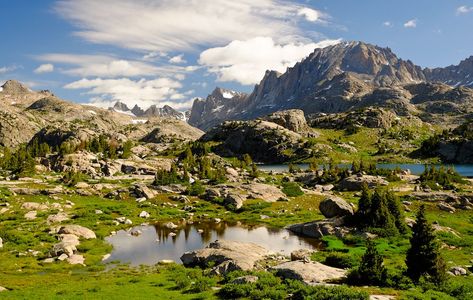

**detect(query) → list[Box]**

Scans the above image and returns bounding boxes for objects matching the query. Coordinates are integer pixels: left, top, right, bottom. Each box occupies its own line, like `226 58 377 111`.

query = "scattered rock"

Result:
102 254 111 261
132 184 156 199
291 249 314 261
24 210 37 220
287 217 350 239
450 266 467 276
43 258 55 263
438 202 456 213
130 229 142 236
271 261 346 284
231 275 259 285
244 183 286 202
21 202 48 211
95 210 103 214
57 253 69 261
124 219 133 225
337 174 388 191
67 254 85 265
319 196 354 218
58 225 96 239
0 286 8 292
223 193 245 210
158 259 175 265
47 212 69 224
0 237 3 248
139 211 150 218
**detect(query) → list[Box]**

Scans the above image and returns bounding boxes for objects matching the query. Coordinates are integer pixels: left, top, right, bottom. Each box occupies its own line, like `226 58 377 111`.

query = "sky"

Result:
1 0 473 111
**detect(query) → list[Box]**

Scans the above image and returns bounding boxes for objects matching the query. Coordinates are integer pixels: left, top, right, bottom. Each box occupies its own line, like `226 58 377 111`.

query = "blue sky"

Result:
1 0 473 110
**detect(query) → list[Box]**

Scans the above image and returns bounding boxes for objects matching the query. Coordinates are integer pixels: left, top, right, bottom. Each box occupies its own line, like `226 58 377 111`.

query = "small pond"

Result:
258 163 473 177
104 221 322 266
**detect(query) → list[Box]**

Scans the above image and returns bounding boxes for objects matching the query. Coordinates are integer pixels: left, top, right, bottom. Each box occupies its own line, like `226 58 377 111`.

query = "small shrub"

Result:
281 182 304 197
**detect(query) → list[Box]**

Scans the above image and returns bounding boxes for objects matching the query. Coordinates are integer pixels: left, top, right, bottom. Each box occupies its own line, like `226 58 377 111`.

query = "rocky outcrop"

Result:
243 183 286 202
139 118 204 143
271 261 347 284
337 174 389 191
180 240 271 275
263 109 317 137
319 196 354 218
287 217 351 239
57 225 96 239
200 120 304 163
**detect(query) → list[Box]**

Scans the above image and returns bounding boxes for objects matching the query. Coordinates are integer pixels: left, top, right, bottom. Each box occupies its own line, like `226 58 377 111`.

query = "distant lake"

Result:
104 221 322 266
258 163 473 178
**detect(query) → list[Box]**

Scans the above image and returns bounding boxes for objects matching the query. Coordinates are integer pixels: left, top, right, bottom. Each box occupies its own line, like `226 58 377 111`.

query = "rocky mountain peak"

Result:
113 101 130 112
131 104 144 116
1 80 31 94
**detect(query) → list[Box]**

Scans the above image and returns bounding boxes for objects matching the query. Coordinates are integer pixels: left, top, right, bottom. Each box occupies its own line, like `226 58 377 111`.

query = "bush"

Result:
281 182 304 197
324 252 358 269
187 180 205 196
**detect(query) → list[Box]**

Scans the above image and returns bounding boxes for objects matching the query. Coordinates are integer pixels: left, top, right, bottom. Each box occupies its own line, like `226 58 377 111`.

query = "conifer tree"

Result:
349 239 387 286
369 188 398 235
406 205 447 285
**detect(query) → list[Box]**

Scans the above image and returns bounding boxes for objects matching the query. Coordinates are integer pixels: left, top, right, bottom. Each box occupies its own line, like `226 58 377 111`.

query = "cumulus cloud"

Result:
169 54 186 64
54 0 328 52
34 63 55 74
297 8 323 22
64 77 193 110
457 5 473 15
199 37 340 85
383 21 392 27
36 53 190 77
404 19 417 28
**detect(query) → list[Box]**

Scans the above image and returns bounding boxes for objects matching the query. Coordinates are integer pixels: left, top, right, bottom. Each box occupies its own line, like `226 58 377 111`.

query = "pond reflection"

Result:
104 221 322 266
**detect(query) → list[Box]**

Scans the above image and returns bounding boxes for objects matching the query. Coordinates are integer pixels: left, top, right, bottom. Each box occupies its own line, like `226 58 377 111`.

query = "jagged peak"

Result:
1 79 32 94
113 101 130 111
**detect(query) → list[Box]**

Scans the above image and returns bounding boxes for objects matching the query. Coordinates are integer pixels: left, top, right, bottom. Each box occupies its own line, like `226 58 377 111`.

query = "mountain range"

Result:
188 41 473 130
109 101 189 121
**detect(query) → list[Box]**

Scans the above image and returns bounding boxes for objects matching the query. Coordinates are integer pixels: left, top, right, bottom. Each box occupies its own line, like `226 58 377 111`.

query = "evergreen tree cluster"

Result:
54 135 133 159
420 165 466 190
355 184 407 236
348 239 387 286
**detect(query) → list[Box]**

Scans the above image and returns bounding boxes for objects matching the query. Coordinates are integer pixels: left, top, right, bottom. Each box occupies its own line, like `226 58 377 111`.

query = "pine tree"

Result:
356 183 372 221
406 205 447 285
386 190 408 234
369 188 398 235
350 239 387 286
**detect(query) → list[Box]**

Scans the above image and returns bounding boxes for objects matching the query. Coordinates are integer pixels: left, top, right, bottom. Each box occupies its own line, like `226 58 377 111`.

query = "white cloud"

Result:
297 8 322 22
457 5 473 15
169 54 186 64
54 0 328 52
383 21 392 27
36 53 189 78
0 65 18 74
64 77 192 110
404 19 417 28
34 63 55 74
199 37 340 85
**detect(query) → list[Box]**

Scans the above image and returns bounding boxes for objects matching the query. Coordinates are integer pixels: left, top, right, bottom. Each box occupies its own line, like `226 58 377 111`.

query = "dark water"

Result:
258 163 473 177
104 221 322 266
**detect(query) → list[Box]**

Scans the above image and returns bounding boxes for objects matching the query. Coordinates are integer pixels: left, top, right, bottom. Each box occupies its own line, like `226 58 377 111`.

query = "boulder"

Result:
224 193 246 210
290 249 314 261
450 266 467 276
58 225 96 239
287 217 350 239
180 240 271 275
271 261 346 284
244 183 286 202
437 202 456 213
337 174 388 191
24 210 37 220
47 212 69 224
139 211 150 218
67 254 85 265
164 222 178 229
21 202 48 210
231 275 259 284
319 196 354 218
0 237 3 248
132 184 156 199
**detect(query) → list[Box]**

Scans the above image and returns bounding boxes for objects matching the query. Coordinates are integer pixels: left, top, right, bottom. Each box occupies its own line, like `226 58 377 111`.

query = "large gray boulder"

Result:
58 225 96 239
180 240 271 275
287 217 351 239
338 174 388 191
319 196 354 218
271 261 347 284
263 109 318 137
243 183 286 202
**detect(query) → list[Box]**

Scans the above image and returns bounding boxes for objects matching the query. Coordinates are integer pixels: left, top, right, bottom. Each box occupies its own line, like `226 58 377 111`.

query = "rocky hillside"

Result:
0 80 203 148
189 41 473 130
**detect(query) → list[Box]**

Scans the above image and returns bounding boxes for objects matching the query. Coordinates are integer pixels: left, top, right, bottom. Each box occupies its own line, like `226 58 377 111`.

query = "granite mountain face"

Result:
110 101 187 121
189 41 473 130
